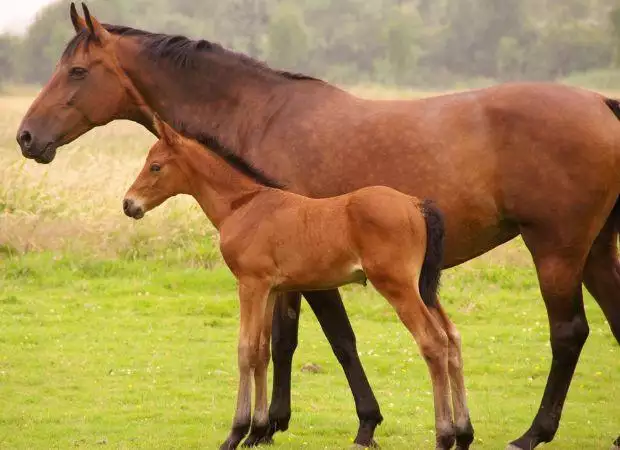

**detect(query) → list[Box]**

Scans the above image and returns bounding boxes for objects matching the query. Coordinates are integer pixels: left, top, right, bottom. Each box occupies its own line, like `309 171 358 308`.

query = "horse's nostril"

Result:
123 199 130 213
19 130 33 148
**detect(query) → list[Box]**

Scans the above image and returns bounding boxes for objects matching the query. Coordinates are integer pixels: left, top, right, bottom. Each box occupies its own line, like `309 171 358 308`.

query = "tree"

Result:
0 34 16 88
265 3 309 70
381 4 423 84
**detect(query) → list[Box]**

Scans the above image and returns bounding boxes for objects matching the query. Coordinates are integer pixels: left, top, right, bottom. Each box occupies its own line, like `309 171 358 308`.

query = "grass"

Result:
1 92 619 449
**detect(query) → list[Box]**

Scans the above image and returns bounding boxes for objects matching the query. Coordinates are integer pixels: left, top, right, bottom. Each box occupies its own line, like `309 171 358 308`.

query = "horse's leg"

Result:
508 231 590 450
371 273 454 450
430 300 474 450
265 291 301 439
304 289 383 448
220 280 271 450
582 214 620 450
242 294 277 448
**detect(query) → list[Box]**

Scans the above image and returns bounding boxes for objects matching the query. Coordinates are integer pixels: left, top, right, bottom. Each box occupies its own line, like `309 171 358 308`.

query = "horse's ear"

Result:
153 114 180 147
70 2 87 33
81 3 111 44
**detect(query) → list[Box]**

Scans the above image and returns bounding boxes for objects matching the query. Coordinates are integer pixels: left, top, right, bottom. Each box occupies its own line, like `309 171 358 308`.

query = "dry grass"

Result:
0 96 213 259
0 90 533 267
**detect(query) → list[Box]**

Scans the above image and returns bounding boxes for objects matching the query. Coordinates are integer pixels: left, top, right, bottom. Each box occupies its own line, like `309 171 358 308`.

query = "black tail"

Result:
604 98 620 121
604 98 620 237
419 200 445 308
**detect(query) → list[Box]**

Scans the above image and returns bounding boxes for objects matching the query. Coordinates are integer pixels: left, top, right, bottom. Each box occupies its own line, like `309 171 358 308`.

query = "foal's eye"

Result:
150 163 161 173
68 67 88 80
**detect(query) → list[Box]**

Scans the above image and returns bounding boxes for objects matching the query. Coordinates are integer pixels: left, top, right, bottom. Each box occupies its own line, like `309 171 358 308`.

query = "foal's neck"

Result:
114 36 292 153
179 141 269 229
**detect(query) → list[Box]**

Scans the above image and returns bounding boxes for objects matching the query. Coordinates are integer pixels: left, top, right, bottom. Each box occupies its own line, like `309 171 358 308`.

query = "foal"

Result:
123 116 463 450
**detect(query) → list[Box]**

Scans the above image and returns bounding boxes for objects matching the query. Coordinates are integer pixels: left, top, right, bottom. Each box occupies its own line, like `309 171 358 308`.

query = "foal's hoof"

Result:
351 438 380 449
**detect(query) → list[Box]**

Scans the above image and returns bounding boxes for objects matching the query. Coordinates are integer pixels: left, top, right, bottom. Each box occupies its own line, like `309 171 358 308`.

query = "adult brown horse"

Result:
16 4 620 450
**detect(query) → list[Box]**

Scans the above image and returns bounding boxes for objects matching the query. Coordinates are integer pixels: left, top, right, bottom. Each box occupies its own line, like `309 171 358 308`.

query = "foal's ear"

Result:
153 114 180 147
69 3 87 33
81 3 111 44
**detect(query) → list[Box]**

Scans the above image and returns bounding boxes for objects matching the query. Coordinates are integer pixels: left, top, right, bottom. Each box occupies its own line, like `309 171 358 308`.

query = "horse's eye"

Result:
150 163 161 173
68 67 88 80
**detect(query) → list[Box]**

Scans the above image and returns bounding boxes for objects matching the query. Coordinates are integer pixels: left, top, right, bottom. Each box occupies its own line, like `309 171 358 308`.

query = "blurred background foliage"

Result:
2 0 620 90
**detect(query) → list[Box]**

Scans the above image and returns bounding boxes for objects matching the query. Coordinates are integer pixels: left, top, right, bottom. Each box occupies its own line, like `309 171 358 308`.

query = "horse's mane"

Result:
193 132 285 190
62 25 292 190
62 24 321 82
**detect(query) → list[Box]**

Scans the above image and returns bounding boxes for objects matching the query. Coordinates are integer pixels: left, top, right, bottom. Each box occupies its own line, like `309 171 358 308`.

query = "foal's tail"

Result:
419 200 445 308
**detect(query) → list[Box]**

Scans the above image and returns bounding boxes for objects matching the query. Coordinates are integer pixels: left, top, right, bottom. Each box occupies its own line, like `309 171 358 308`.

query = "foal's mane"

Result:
62 24 321 82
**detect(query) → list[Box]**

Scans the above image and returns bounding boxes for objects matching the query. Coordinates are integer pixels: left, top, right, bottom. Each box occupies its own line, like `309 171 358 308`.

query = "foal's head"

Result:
123 117 193 219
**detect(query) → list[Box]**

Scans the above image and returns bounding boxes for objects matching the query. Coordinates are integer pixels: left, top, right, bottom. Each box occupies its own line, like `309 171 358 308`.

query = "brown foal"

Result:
123 116 462 450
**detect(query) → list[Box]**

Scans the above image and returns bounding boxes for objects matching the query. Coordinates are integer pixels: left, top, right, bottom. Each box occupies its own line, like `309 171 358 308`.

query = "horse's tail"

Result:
612 196 620 240
604 97 620 121
603 98 620 236
419 200 445 308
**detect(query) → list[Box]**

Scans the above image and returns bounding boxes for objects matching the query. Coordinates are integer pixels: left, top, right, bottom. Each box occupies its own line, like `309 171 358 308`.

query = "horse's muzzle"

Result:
16 128 57 164
123 198 145 220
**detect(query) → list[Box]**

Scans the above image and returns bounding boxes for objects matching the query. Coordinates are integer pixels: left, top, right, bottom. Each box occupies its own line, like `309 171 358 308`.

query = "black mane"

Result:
62 24 321 82
63 25 292 189
193 132 284 190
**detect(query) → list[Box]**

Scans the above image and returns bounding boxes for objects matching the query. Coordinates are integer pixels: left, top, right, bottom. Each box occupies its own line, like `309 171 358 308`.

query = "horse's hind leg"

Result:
508 230 590 450
582 215 620 450
583 215 620 344
371 272 454 449
430 301 474 450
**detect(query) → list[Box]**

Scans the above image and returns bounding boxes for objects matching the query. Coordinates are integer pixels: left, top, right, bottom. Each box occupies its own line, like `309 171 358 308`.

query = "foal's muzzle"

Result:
123 198 145 219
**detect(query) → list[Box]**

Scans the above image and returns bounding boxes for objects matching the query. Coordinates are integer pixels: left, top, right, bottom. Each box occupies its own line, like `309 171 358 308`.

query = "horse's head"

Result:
16 3 141 163
123 115 191 220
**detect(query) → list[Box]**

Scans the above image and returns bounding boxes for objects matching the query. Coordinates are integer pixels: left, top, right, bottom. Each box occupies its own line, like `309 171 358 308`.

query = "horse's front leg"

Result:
220 279 272 450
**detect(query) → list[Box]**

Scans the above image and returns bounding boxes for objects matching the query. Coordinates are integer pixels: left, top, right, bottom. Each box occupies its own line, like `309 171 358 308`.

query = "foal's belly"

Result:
272 262 368 292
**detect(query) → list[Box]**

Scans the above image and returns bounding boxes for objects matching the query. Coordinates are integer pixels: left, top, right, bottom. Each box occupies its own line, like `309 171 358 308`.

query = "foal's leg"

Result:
508 233 589 450
372 274 454 449
266 291 301 438
430 301 474 450
220 280 271 450
304 289 383 448
243 294 277 447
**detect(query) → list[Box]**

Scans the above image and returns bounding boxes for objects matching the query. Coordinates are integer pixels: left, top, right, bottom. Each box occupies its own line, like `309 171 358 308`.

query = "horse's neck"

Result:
116 37 291 153
180 142 266 229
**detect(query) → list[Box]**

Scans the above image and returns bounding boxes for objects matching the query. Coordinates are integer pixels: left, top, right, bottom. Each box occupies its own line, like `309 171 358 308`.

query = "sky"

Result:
0 0 57 34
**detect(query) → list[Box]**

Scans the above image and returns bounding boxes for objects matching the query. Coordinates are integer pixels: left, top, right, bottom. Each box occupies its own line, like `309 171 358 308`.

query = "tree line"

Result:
1 0 620 89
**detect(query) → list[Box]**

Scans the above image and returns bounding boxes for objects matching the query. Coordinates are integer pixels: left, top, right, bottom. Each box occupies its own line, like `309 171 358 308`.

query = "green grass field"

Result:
1 91 619 449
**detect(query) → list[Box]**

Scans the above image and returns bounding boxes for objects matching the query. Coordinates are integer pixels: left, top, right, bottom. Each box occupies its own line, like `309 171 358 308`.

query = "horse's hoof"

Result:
350 439 380 449
505 445 523 450
241 434 274 447
220 439 237 450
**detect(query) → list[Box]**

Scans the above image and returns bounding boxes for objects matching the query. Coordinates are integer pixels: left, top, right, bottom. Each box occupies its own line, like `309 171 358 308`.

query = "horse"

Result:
16 4 620 449
124 113 453 450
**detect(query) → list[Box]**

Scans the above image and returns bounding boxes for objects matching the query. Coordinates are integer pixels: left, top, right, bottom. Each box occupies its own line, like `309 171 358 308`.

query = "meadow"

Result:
1 89 619 449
